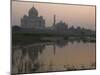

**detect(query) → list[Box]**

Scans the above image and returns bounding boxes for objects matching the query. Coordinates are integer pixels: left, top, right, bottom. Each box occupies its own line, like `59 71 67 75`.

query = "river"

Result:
12 40 96 74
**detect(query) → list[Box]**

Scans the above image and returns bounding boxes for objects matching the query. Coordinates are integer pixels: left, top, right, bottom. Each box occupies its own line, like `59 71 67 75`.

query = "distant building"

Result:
54 21 68 32
21 5 45 29
52 15 68 32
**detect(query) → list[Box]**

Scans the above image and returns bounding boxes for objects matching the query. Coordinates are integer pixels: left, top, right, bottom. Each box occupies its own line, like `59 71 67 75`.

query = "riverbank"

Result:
12 32 96 46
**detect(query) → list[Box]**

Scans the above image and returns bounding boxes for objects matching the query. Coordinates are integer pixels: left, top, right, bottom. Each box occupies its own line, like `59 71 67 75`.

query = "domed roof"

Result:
28 5 38 17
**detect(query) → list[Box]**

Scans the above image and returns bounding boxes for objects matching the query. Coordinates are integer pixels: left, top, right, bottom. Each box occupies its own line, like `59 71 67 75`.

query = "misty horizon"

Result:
12 1 96 30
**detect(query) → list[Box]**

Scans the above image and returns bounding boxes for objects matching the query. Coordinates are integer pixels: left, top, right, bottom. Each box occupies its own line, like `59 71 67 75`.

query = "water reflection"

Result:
12 40 96 74
12 44 45 74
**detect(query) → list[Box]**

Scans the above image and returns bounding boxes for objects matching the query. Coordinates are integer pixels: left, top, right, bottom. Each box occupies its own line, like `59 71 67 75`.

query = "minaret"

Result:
53 14 56 26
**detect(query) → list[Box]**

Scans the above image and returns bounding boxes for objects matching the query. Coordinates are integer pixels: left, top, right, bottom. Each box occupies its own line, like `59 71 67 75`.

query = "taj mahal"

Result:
20 5 69 32
17 5 95 35
21 5 45 29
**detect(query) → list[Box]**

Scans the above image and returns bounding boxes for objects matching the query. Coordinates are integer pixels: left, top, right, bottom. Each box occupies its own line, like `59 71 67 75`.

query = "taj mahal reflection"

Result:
12 40 95 74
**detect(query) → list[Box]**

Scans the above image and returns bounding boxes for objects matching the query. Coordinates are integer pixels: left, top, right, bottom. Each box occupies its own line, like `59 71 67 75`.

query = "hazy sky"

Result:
12 1 96 30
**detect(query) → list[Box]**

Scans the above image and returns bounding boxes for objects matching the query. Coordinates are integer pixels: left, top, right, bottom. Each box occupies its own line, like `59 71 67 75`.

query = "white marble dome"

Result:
28 5 38 17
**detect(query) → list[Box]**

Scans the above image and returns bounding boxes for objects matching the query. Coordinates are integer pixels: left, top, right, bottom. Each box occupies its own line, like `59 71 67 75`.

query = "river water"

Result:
12 40 96 74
